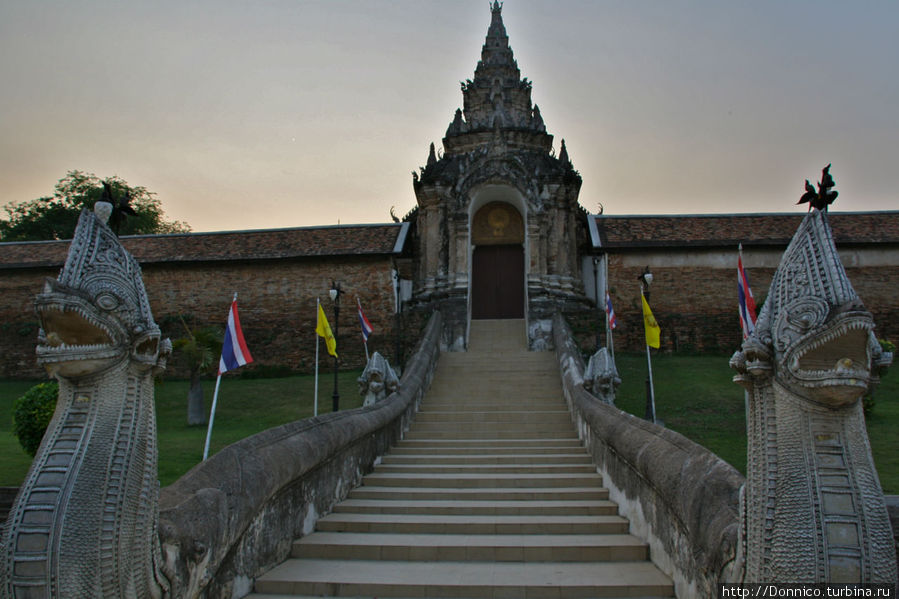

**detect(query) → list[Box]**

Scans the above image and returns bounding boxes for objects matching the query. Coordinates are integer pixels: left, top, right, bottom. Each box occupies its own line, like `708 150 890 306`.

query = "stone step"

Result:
427 379 561 391
333 498 619 516
420 400 566 410
347 486 610 502
394 440 580 448
314 513 630 535
421 396 567 412
419 406 565 415
428 369 559 379
403 429 579 440
373 463 596 475
413 411 570 423
411 418 572 428
359 472 602 489
254 559 674 598
391 438 583 451
248 320 673 598
429 363 559 376
388 448 586 457
408 422 574 435
429 366 558 377
292 532 648 562
431 361 558 370
434 353 555 364
381 453 592 465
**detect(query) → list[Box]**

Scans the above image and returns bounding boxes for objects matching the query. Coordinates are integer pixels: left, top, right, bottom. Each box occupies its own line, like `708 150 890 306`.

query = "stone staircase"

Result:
249 319 673 598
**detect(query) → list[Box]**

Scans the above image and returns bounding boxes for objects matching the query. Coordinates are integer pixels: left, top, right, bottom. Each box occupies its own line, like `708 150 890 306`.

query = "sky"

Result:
1 1 896 233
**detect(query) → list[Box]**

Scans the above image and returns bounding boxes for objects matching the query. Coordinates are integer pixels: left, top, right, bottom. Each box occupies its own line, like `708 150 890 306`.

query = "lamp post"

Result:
330 281 341 412
638 267 657 423
393 269 401 367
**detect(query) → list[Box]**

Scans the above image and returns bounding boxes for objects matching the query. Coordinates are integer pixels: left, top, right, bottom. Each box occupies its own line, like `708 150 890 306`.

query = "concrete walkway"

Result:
249 319 673 598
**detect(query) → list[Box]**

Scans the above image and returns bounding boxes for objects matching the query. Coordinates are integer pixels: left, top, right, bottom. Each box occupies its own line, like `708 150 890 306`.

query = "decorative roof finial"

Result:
559 139 570 165
796 163 838 212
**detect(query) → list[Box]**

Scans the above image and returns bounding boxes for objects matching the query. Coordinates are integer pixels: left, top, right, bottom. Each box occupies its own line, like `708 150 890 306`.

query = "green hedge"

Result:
13 382 58 456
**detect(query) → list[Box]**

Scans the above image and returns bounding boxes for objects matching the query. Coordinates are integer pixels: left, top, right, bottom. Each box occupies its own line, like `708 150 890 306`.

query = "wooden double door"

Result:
471 244 525 319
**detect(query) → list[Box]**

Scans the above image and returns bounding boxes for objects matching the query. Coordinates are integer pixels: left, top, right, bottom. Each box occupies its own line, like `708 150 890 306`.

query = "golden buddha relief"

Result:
472 202 524 245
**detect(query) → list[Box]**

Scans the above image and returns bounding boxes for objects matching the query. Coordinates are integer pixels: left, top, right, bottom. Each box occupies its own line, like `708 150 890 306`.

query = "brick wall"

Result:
606 256 899 354
0 256 400 379
2 243 896 378
0 268 54 378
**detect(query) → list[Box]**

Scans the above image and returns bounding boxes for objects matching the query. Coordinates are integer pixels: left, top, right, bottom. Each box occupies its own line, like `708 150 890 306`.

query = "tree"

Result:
172 319 223 426
13 382 59 456
0 170 190 241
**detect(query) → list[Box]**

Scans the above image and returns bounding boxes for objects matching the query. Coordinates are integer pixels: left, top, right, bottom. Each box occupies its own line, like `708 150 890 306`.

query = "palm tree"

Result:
172 318 222 426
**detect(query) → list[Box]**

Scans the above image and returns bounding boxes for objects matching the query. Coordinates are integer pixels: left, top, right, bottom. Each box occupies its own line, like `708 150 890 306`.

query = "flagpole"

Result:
203 291 239 461
604 256 615 362
203 373 222 461
642 286 657 424
358 297 370 362
738 243 754 433
645 341 656 423
314 298 320 417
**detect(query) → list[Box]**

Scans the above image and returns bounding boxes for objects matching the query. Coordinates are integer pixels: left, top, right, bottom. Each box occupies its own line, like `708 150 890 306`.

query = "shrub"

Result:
13 382 58 456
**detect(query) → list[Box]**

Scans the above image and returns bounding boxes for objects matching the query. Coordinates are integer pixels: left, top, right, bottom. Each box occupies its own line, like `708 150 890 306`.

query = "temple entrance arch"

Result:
470 198 525 319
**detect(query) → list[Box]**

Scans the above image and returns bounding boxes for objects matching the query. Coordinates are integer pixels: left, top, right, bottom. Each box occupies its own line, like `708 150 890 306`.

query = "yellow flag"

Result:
642 294 661 349
316 302 338 357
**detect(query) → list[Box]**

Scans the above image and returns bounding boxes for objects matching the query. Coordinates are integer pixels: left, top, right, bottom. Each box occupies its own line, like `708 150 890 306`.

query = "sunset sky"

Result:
1 1 896 233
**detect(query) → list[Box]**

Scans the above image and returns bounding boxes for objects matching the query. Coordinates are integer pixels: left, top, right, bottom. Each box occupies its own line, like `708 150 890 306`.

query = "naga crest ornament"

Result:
1 204 170 598
729 199 895 585
35 205 165 378
732 208 885 406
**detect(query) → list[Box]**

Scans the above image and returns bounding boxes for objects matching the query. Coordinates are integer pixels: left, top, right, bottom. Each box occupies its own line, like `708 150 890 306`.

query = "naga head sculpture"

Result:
34 205 167 378
583 347 621 405
731 209 889 407
358 351 400 406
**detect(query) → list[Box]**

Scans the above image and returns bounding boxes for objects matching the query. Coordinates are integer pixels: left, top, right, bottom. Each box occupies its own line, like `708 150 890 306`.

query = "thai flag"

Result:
738 247 758 339
357 299 374 342
219 299 253 374
605 292 617 330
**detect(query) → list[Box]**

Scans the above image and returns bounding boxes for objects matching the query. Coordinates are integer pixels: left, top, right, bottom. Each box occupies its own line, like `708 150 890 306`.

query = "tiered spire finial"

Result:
442 2 554 156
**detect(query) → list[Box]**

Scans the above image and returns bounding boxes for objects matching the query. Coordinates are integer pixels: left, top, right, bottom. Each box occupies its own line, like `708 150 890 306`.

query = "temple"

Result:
1 4 898 597
0 2 897 377
408 2 589 350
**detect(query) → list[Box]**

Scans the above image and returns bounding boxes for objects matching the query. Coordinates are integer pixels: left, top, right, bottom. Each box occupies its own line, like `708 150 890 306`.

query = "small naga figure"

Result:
357 351 400 407
1 203 171 598
582 347 621 405
729 179 895 584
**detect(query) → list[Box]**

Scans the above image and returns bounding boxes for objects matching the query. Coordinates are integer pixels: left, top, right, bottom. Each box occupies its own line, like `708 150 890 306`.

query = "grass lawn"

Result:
614 353 750 475
613 351 899 494
1 355 896 492
1 370 364 488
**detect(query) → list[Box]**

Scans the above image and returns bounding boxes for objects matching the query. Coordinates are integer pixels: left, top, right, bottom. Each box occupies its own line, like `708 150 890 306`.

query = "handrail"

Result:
552 312 744 598
158 311 443 598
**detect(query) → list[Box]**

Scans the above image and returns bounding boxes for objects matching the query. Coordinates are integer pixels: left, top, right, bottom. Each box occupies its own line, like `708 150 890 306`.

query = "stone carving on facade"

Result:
357 351 400 407
583 347 621 405
1 205 170 598
729 205 896 584
409 1 591 350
